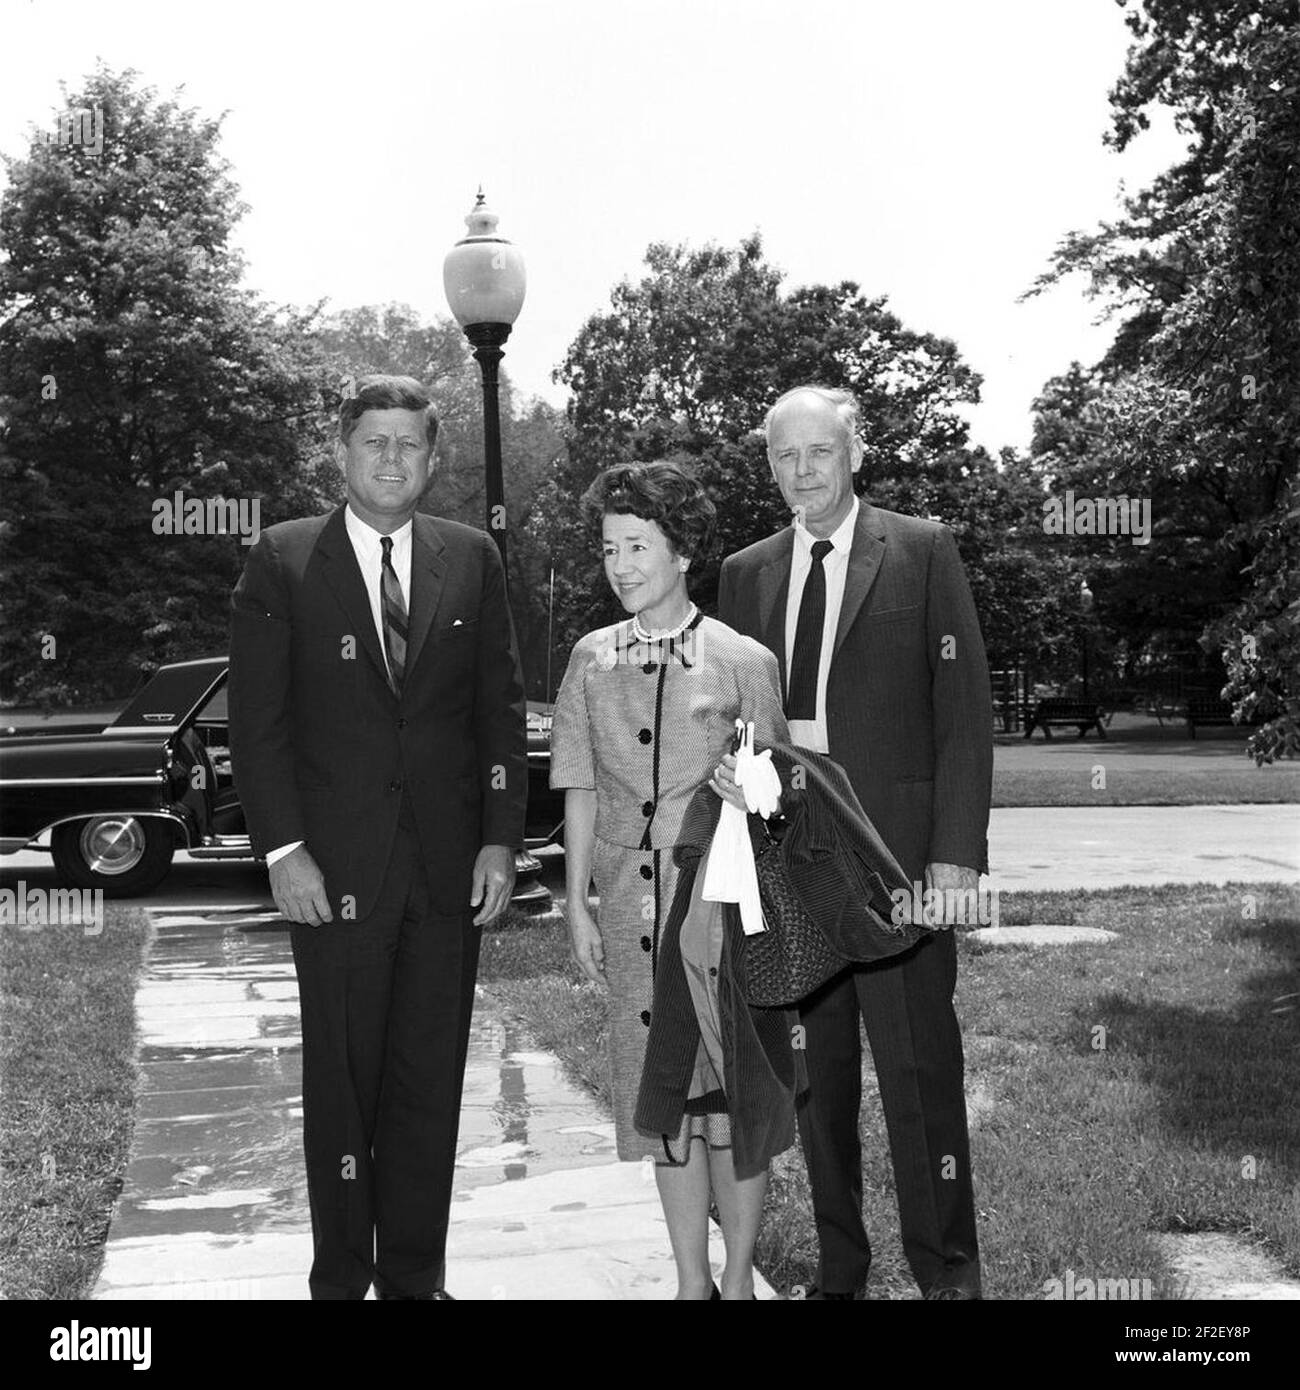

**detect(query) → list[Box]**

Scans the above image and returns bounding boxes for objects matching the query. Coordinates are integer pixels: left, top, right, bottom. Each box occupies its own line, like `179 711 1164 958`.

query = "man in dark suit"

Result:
228 375 527 1300
717 384 992 1300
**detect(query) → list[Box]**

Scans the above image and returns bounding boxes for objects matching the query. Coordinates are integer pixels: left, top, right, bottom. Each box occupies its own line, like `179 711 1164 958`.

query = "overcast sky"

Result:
2 0 1188 453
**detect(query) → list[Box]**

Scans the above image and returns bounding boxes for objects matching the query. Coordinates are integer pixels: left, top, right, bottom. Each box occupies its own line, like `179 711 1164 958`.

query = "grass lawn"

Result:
0 906 150 1299
993 764 1300 806
481 883 1300 1299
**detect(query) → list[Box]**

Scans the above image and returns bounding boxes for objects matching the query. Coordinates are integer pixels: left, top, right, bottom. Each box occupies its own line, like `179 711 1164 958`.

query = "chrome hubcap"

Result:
79 816 147 875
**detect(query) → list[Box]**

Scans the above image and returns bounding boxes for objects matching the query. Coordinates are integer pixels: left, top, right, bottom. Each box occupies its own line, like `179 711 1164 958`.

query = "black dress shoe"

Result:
801 1284 864 1301
710 1283 720 1301
378 1289 455 1300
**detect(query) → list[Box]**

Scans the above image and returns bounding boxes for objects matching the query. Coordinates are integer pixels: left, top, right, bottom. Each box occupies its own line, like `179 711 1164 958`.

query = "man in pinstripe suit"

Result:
717 385 992 1300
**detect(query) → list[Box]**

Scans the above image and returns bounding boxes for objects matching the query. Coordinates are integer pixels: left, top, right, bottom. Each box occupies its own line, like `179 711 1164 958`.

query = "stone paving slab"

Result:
138 1052 302 1094
137 1080 302 1122
966 924 1119 947
96 1230 313 1294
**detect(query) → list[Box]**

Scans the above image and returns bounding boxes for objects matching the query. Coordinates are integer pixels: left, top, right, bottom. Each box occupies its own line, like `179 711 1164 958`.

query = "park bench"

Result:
1184 696 1237 738
1139 692 1183 726
1023 697 1107 740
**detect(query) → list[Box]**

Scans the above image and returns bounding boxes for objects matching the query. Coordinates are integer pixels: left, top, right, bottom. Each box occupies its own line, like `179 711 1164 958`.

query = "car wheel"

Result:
51 816 176 897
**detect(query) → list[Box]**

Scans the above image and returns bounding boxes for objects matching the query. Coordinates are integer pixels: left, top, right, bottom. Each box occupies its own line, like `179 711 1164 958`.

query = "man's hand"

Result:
567 904 606 985
923 861 980 931
471 844 516 926
269 845 333 926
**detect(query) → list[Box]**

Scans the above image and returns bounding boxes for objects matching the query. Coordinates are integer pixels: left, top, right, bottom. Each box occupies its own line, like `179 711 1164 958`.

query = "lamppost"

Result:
443 189 526 584
1079 579 1094 699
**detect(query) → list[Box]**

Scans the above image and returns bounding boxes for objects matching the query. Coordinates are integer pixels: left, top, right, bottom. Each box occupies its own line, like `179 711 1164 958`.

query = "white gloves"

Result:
701 720 782 937
733 718 782 816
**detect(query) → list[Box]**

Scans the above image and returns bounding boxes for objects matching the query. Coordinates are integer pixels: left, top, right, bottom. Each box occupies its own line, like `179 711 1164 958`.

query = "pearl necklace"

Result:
632 603 698 643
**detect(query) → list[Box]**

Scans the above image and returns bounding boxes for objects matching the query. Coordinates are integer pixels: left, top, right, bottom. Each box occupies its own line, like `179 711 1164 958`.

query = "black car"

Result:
0 657 563 908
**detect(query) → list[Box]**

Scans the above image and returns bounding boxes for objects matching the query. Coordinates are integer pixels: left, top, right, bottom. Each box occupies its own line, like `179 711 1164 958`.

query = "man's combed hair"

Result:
339 374 440 449
762 384 861 443
580 460 717 561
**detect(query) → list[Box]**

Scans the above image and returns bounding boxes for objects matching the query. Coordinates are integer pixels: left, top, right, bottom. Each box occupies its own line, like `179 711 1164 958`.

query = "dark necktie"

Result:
786 539 834 720
380 534 407 695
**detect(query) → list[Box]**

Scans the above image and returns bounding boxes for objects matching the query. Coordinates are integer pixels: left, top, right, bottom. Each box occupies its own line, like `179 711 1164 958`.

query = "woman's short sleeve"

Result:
549 637 597 790
739 642 789 752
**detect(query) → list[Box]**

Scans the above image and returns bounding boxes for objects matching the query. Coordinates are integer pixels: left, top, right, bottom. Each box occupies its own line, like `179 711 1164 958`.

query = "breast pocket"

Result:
863 603 919 626
432 619 479 670
434 618 479 640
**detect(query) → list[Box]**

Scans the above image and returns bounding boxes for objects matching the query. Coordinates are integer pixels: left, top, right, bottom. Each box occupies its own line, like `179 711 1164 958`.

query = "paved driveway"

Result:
987 805 1300 891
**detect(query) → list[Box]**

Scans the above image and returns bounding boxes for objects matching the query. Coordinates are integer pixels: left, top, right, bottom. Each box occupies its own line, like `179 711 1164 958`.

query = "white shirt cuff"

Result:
265 840 304 866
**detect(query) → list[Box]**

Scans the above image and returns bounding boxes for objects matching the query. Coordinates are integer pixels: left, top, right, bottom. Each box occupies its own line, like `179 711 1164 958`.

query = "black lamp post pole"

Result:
465 320 512 587
1079 582 1094 701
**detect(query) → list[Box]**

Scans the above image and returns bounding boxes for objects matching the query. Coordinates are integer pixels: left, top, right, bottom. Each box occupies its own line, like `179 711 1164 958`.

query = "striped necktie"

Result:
379 534 407 695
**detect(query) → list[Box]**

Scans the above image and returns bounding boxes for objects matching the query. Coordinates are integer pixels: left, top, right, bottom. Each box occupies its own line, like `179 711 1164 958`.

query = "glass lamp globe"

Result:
443 190 526 330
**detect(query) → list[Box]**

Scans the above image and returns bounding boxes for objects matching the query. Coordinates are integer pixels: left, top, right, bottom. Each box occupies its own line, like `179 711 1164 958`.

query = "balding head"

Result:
763 385 861 447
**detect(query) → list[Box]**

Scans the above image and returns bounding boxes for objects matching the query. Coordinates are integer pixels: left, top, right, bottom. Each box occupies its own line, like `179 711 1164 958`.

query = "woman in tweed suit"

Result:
550 461 789 1300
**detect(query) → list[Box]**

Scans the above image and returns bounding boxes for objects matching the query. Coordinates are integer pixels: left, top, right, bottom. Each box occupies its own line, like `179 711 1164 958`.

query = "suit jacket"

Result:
228 505 527 920
718 502 992 880
756 741 924 961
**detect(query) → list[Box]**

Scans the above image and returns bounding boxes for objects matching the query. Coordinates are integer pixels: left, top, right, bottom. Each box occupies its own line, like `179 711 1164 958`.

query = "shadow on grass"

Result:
1075 913 1300 1268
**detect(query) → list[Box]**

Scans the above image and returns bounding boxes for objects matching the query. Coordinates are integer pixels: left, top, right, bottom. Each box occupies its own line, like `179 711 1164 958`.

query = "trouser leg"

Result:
855 932 980 1296
795 967 872 1293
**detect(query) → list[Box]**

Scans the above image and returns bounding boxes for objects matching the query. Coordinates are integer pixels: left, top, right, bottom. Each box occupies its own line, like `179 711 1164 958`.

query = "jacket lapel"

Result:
317 506 390 689
404 513 447 681
756 530 794 698
832 502 887 663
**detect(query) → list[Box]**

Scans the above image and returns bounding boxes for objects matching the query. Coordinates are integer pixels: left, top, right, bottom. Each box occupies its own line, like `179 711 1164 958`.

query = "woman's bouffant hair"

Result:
580 460 717 562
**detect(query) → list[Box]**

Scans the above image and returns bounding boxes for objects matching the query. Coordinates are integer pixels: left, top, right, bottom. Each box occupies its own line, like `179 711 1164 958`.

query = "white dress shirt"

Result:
265 506 413 867
783 495 859 755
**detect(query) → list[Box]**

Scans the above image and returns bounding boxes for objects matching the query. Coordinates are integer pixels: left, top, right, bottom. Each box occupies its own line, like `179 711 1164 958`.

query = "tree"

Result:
0 66 331 702
1027 363 1237 694
1025 4 1300 758
877 443 1088 685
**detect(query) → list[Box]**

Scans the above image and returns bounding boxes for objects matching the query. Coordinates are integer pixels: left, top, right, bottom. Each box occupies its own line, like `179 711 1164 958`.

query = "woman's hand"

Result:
709 752 751 812
567 905 606 985
711 735 782 817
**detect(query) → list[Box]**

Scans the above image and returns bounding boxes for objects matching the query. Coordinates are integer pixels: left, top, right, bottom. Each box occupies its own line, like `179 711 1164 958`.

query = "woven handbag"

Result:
741 827 849 1008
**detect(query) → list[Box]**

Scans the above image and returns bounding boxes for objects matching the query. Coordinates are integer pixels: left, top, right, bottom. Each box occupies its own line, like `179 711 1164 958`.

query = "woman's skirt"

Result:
591 834 730 1163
